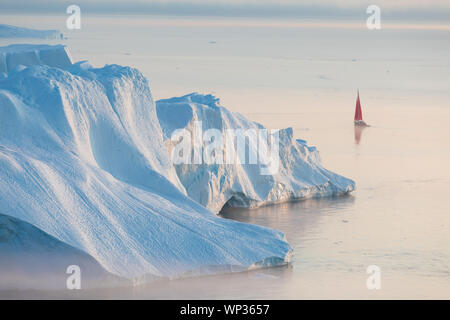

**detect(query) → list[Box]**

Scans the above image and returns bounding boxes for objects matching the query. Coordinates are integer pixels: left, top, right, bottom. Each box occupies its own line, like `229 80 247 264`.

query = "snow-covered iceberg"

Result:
0 45 291 283
0 24 62 39
157 93 355 213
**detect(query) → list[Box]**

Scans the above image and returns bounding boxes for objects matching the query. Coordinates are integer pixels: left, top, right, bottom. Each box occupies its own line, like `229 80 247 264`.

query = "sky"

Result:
1 0 450 21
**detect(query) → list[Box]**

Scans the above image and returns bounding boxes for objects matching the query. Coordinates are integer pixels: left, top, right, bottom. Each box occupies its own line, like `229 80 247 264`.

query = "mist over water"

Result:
1 14 449 299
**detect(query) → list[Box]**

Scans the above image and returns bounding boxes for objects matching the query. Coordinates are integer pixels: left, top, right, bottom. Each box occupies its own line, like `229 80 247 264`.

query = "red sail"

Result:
354 91 363 121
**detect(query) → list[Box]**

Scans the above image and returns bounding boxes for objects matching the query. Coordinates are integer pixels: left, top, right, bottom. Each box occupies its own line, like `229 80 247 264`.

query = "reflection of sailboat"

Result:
354 124 366 144
354 90 369 126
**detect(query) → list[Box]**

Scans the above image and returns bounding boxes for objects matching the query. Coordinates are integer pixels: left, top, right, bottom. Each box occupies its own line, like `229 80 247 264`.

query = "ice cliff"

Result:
157 93 355 213
0 44 73 75
0 44 291 282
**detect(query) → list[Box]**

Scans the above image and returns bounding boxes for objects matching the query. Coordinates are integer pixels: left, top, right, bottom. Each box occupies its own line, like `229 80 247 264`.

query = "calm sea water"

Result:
1 14 449 299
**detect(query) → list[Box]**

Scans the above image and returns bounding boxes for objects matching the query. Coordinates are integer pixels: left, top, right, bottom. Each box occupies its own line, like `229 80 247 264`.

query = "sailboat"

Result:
354 90 369 126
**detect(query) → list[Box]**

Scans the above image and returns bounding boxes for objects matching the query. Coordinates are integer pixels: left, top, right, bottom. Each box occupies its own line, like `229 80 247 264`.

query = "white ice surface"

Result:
157 93 355 213
0 45 291 280
0 44 72 74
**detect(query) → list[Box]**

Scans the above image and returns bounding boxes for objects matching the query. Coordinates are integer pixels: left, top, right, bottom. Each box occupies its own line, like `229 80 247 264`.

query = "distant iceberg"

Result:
157 93 355 213
0 45 291 283
0 24 62 39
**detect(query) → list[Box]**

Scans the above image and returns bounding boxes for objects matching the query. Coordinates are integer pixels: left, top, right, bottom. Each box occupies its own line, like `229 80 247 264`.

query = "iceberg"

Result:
157 93 355 213
0 45 291 283
0 24 62 39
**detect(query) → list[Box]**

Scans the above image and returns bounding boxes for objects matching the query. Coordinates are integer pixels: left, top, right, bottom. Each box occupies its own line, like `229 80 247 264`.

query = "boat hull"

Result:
354 120 369 127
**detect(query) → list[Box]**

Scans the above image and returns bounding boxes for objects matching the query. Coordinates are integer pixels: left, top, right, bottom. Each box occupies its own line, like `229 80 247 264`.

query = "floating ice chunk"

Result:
157 93 355 213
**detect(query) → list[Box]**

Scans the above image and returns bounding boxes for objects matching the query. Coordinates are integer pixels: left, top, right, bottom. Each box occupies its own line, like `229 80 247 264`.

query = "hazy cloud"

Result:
1 0 449 21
